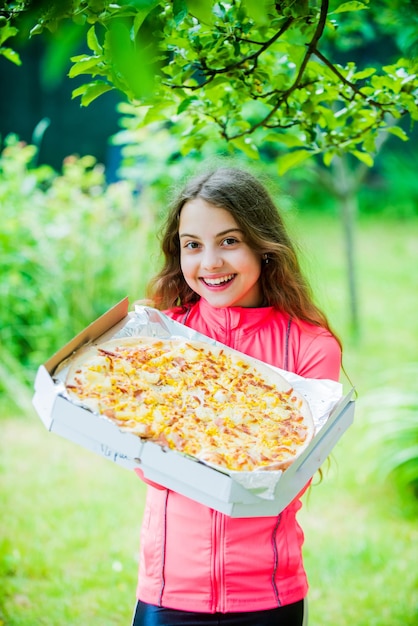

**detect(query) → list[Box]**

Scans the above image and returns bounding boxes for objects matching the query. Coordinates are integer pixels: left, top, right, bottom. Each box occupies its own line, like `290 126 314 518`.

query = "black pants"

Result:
131 599 305 626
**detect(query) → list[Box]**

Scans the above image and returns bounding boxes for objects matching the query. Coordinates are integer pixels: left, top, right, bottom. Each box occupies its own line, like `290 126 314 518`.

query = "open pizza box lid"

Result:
32 298 355 518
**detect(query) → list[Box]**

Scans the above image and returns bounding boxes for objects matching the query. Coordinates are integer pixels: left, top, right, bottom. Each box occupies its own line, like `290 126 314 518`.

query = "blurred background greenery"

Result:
1 1 418 624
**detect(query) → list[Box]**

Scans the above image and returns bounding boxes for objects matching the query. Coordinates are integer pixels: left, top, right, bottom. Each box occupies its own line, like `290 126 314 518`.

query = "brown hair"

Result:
147 167 338 341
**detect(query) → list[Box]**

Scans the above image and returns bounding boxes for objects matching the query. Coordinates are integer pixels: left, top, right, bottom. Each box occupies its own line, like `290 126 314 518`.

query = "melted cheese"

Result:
66 338 313 471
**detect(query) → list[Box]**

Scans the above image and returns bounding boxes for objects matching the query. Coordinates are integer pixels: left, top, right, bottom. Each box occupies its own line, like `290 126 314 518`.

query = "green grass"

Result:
296 213 418 625
1 213 417 625
0 416 145 625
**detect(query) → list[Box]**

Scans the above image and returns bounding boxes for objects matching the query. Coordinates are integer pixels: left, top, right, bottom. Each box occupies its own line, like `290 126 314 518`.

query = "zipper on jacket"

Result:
271 513 282 606
157 490 169 606
210 510 226 612
224 308 233 347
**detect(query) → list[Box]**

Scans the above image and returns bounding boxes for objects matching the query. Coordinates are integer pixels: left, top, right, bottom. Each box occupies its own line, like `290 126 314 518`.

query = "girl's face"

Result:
179 197 263 308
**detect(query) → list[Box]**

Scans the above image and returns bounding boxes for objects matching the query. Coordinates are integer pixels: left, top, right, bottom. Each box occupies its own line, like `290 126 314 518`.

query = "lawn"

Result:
1 212 417 625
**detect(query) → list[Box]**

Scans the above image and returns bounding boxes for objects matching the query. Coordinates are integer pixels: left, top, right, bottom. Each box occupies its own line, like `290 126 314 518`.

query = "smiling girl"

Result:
179 196 263 308
131 167 342 626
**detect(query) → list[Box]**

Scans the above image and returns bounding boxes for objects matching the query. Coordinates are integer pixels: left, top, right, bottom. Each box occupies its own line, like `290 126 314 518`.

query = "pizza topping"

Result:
65 337 314 472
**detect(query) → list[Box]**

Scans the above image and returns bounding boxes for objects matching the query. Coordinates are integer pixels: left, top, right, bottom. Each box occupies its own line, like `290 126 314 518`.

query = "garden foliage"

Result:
1 1 417 172
0 136 159 411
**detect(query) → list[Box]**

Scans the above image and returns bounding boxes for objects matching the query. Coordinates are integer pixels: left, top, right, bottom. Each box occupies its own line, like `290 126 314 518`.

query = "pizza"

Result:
64 336 314 471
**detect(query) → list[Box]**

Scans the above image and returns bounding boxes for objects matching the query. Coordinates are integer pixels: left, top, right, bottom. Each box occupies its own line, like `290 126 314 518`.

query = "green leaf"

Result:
106 20 156 100
363 132 376 154
386 126 409 141
131 0 161 34
177 96 199 114
352 150 374 166
352 67 376 80
332 2 369 14
29 23 43 37
230 136 260 160
0 24 18 46
173 0 188 24
143 99 176 124
71 83 90 98
0 47 21 66
87 26 102 55
265 132 307 148
323 150 335 167
242 0 273 24
186 0 215 23
69 56 102 78
72 81 114 106
277 149 313 175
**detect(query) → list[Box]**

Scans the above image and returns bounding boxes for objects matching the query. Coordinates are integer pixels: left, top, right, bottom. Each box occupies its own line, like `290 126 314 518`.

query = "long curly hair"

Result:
147 167 338 340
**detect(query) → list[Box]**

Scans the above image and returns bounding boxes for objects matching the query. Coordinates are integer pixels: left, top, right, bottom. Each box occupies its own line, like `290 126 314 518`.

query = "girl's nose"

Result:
202 248 223 270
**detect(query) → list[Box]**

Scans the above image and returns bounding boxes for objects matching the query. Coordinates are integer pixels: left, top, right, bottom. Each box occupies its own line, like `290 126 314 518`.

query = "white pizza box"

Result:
33 298 355 517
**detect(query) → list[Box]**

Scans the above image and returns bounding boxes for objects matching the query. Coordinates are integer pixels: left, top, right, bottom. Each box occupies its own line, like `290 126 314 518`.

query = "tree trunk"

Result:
331 155 361 340
339 182 360 339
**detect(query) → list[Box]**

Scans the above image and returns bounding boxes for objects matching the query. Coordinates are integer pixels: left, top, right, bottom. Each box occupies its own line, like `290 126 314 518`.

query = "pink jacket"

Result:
136 298 341 613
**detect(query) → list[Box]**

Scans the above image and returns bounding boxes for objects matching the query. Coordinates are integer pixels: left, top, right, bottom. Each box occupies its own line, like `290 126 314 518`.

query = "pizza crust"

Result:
65 336 314 472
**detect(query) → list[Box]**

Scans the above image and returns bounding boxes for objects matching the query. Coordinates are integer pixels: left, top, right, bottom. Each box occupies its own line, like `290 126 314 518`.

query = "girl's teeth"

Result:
204 275 234 285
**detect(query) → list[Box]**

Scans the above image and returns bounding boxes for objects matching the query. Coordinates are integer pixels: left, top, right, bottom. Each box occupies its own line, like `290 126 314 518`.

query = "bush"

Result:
361 364 418 506
0 135 159 410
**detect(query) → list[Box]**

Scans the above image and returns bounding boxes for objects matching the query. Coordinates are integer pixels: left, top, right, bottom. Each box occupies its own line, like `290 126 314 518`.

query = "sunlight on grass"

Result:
0 415 145 625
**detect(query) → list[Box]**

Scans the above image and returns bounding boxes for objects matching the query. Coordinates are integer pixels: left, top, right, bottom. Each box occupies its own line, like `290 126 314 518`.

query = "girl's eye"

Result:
184 241 200 249
222 237 239 246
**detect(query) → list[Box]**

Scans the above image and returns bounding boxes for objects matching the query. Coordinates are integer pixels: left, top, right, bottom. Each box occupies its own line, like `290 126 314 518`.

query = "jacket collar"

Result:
197 298 274 331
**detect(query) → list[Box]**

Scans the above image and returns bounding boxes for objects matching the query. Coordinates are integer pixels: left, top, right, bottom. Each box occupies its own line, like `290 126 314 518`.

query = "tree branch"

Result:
163 16 294 90
312 47 397 110
225 0 329 140
162 0 409 144
208 16 294 76
293 0 329 88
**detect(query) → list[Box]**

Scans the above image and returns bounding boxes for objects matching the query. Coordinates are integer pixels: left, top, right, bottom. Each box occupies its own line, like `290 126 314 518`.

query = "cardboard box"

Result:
33 298 355 517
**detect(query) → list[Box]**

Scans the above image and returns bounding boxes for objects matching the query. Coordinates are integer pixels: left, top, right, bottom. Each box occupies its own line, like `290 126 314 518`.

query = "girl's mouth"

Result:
200 274 235 287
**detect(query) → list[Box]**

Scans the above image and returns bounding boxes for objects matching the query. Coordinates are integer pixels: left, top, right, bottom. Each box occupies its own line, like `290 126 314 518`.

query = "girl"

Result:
132 167 342 626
